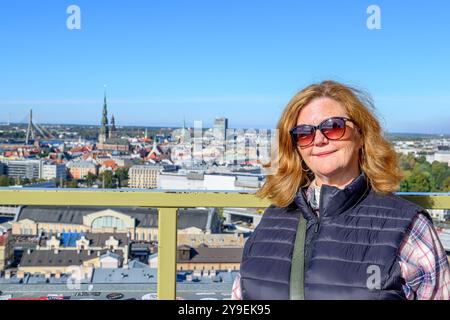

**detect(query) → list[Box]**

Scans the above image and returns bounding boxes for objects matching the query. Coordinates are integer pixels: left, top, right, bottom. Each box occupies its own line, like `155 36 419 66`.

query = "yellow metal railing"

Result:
0 188 448 299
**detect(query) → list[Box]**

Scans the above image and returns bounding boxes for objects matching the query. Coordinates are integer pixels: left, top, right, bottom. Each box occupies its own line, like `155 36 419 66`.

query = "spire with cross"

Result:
99 86 109 143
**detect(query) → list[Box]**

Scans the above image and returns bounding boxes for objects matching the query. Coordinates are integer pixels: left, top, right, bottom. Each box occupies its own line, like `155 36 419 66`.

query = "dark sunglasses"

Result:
290 116 354 147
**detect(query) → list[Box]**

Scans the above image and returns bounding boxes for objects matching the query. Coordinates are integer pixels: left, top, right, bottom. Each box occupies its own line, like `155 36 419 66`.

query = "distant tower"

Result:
109 114 116 139
99 91 109 143
149 139 161 158
26 109 36 145
214 117 228 142
180 116 187 143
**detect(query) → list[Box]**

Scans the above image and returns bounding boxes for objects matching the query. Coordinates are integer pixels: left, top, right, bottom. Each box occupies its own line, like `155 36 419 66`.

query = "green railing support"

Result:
157 208 178 300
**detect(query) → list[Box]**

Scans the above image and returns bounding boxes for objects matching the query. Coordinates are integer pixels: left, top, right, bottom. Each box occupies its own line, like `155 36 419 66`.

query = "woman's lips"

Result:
313 150 337 157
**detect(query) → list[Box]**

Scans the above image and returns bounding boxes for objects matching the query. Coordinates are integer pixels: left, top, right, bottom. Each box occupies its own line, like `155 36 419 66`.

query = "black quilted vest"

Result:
240 173 429 299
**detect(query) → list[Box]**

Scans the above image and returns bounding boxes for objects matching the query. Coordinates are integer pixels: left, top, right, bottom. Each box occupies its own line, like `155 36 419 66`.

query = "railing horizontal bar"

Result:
399 194 450 210
0 190 271 208
0 190 448 209
0 188 450 209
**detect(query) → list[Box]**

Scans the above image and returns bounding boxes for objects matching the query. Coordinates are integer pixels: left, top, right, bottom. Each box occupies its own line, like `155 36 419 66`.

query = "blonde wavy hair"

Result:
257 80 403 208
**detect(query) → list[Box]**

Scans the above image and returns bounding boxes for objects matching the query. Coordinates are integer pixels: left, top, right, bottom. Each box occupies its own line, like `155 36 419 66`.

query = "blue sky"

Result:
0 0 449 133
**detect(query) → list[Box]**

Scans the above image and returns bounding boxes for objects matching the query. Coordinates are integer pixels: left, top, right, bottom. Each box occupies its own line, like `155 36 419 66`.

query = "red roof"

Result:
102 160 118 170
69 146 92 154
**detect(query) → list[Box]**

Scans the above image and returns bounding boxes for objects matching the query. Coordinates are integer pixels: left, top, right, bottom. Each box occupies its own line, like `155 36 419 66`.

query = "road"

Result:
0 282 233 300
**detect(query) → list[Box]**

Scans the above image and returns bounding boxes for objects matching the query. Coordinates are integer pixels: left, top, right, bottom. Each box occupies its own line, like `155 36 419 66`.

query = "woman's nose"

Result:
314 129 328 146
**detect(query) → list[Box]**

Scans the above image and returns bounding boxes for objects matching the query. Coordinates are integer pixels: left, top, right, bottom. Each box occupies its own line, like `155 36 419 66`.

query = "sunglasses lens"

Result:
292 126 315 146
321 118 346 140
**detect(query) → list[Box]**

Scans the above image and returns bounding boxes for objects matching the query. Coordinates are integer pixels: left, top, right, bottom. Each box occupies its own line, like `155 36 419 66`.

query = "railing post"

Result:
157 208 178 300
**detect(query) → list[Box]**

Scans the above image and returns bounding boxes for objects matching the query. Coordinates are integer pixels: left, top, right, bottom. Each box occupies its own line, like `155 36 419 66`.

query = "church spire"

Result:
109 114 116 139
102 92 108 126
99 87 109 143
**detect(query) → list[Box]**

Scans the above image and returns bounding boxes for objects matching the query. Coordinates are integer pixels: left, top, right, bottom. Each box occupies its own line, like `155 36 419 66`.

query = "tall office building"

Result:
214 117 228 142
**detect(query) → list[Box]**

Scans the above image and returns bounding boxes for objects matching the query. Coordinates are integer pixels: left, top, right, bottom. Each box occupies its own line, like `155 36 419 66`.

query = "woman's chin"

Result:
311 167 341 178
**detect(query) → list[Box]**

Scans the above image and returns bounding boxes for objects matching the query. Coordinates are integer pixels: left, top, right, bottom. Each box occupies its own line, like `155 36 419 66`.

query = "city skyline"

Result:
1 108 450 136
0 1 449 133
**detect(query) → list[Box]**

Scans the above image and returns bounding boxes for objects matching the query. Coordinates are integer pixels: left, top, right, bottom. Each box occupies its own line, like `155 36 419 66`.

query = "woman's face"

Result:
296 97 363 186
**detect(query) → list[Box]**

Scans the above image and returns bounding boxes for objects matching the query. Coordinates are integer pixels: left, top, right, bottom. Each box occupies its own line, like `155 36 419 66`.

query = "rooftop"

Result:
177 246 243 263
19 249 120 267
17 206 219 231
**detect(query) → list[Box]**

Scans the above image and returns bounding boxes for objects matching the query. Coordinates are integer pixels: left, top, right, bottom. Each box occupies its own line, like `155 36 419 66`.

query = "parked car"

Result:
106 292 124 300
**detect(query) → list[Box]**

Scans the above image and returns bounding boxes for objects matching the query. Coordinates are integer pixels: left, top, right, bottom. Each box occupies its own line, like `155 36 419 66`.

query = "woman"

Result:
232 80 449 300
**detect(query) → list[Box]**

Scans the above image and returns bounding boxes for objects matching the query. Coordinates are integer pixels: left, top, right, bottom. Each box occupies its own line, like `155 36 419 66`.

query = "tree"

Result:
412 162 431 175
430 161 448 191
444 176 450 192
406 172 431 192
114 168 129 188
398 152 416 171
85 172 97 187
416 155 427 164
66 179 78 188
399 179 409 192
38 151 49 158
398 155 450 192
0 175 9 187
101 170 115 189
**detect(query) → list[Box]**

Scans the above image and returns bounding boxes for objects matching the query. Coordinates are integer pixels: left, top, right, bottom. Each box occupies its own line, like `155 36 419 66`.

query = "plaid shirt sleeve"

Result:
399 213 450 300
231 272 242 300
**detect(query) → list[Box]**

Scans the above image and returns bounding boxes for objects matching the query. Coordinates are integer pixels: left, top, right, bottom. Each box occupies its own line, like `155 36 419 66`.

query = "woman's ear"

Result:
357 130 364 148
